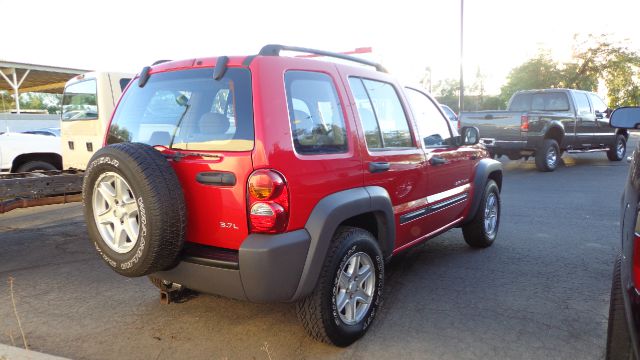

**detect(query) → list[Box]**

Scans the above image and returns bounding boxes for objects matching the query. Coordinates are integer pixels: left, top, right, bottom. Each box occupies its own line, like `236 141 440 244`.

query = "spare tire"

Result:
82 143 186 277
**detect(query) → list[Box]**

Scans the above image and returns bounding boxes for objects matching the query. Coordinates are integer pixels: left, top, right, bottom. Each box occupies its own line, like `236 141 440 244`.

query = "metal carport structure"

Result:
0 61 90 113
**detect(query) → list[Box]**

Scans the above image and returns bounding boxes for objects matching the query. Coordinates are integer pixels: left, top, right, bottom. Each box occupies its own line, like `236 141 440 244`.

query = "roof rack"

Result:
258 44 388 73
152 59 172 66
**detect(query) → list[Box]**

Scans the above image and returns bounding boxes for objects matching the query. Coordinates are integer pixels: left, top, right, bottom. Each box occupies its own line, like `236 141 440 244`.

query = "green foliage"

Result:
500 34 640 107
0 91 62 114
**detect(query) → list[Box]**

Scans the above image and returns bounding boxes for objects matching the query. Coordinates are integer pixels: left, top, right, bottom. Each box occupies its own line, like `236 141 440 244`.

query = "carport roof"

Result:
0 60 90 94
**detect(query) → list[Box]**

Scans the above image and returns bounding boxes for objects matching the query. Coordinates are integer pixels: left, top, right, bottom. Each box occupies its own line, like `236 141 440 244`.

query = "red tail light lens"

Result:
520 115 529 132
247 170 289 233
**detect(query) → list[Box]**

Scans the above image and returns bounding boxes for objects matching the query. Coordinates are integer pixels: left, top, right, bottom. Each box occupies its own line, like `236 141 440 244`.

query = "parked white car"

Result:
0 131 62 173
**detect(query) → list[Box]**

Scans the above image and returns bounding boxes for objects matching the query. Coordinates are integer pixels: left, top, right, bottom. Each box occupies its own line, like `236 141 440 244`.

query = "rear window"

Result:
509 92 570 112
107 68 253 152
62 79 98 120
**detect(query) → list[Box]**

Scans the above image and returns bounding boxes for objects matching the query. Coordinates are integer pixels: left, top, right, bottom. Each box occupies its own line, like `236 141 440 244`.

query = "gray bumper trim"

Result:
155 229 311 302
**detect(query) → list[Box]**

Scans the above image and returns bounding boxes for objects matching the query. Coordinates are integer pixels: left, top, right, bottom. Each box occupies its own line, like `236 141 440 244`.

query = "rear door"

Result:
572 91 597 147
342 73 429 250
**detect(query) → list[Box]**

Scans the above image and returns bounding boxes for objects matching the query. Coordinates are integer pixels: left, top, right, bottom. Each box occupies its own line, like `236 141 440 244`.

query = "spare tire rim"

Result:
92 172 140 254
334 251 376 325
617 139 625 158
546 147 557 168
484 192 498 238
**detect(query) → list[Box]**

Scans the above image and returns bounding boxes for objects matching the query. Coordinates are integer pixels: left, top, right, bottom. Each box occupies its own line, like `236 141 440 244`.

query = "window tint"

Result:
589 93 608 113
405 88 453 147
285 71 347 154
510 92 570 111
62 80 98 120
574 92 592 115
108 68 254 152
119 78 131 92
348 78 382 148
349 78 412 149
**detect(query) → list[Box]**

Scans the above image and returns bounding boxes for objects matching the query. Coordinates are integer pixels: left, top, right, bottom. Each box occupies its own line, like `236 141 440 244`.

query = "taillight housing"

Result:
247 169 289 233
520 115 529 132
633 210 640 285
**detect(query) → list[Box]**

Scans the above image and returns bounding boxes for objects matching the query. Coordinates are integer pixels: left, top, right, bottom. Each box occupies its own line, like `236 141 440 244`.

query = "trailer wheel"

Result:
16 161 57 173
82 143 186 277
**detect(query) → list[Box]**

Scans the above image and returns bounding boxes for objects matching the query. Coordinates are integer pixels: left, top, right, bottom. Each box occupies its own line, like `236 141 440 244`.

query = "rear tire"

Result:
82 143 186 277
607 135 627 161
606 256 635 360
462 180 500 248
535 139 560 172
16 160 57 172
296 227 384 347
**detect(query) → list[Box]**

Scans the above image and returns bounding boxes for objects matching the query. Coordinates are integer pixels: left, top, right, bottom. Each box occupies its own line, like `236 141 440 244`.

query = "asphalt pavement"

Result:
0 135 635 360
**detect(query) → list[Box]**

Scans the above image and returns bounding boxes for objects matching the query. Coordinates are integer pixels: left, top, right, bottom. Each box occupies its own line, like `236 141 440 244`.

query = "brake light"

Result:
520 115 529 132
247 170 289 233
457 117 462 130
633 210 640 285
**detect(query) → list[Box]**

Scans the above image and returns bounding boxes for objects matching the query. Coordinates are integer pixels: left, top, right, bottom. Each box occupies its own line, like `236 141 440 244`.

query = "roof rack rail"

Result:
152 59 172 66
258 44 388 73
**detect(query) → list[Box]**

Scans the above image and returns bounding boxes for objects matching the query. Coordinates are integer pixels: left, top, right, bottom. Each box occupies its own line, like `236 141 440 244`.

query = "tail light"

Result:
247 169 289 233
520 115 529 132
633 210 640 285
457 118 462 130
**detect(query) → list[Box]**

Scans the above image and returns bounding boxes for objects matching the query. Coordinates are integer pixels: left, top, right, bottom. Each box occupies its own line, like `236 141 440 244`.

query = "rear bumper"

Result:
155 229 311 302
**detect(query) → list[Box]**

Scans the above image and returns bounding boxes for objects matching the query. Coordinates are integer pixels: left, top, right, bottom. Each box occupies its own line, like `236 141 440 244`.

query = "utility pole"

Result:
459 0 464 113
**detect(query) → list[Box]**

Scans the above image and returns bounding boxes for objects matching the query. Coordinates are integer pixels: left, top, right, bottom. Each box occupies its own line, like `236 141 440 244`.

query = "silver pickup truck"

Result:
459 89 627 171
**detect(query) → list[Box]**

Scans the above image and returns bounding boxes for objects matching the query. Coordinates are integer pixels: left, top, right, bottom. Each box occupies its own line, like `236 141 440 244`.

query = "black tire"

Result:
296 227 384 347
608 134 627 161
535 139 560 172
82 143 186 277
462 180 500 248
606 256 635 360
16 160 57 172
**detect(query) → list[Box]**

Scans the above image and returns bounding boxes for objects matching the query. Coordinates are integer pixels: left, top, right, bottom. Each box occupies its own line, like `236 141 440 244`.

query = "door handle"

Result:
430 156 448 166
369 162 390 173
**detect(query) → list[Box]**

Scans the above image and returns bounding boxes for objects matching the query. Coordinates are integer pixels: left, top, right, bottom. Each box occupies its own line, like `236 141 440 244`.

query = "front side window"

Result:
589 93 608 114
285 71 347 154
107 68 254 152
349 77 413 149
574 92 592 115
62 80 98 120
405 88 453 147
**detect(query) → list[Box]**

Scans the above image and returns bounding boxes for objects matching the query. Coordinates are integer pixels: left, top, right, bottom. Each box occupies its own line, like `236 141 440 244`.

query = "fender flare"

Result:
290 186 395 300
463 159 502 224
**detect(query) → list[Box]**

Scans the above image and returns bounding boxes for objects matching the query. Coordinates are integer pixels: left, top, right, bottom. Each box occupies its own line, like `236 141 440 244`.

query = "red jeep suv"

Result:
82 45 503 346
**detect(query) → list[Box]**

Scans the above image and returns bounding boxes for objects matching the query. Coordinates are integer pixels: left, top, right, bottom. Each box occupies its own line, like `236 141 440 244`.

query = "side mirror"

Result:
610 107 640 129
460 126 479 146
595 111 603 120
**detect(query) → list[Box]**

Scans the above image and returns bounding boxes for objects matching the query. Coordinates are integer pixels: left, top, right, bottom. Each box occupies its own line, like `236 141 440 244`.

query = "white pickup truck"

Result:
0 130 62 173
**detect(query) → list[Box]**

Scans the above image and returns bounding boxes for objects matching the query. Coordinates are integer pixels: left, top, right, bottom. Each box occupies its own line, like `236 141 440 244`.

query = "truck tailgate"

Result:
459 111 524 141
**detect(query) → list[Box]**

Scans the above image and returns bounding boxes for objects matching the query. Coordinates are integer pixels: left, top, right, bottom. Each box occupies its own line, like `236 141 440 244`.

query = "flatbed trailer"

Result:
0 170 83 214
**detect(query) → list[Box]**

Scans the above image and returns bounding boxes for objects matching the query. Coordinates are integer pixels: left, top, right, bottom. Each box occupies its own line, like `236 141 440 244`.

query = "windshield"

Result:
62 79 98 120
107 67 254 152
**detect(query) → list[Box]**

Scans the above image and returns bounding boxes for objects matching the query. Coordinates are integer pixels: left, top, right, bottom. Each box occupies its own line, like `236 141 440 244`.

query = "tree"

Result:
500 34 640 107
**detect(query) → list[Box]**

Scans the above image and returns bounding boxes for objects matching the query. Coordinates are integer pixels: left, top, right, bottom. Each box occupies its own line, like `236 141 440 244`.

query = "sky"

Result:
1 0 639 95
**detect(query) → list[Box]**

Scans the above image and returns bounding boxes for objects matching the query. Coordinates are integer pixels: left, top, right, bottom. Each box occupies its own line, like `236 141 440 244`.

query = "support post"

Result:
12 69 20 114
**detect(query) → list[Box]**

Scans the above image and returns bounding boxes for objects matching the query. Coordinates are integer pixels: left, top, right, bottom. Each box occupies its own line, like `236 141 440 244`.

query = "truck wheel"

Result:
462 180 500 248
16 161 57 172
606 256 634 359
607 135 626 161
535 139 560 172
82 143 186 277
296 227 384 347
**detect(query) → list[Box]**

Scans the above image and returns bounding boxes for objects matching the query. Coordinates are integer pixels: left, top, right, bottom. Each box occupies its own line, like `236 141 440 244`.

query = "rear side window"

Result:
349 77 413 149
62 80 98 120
107 68 254 152
285 71 347 154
